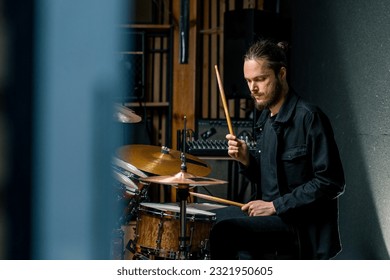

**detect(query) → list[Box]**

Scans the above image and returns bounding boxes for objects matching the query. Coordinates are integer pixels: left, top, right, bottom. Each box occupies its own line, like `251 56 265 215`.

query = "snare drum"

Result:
131 202 216 259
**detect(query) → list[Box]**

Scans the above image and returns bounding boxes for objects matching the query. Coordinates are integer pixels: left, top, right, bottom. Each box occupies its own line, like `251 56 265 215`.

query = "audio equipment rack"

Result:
183 118 257 157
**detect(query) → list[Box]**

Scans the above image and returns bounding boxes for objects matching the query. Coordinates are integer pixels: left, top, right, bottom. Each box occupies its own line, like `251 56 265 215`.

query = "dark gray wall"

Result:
291 0 390 259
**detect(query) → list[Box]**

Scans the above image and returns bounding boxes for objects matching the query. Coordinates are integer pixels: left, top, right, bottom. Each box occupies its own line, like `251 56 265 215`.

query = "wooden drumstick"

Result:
214 65 234 136
189 191 244 208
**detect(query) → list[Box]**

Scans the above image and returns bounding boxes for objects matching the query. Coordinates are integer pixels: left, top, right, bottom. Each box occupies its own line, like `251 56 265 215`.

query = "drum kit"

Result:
110 105 228 260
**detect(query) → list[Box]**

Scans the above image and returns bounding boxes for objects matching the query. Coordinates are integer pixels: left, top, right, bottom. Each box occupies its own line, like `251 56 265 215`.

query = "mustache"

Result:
251 92 265 98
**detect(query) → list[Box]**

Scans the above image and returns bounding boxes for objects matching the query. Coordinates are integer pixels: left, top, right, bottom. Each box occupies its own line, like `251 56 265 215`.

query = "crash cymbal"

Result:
116 145 211 177
140 171 227 187
114 104 142 123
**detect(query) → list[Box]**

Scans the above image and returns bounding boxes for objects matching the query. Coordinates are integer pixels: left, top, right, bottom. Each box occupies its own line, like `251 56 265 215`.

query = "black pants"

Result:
209 206 299 260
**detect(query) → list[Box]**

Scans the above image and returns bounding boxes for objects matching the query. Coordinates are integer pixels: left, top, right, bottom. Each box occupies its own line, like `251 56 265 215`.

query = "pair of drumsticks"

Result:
189 65 243 208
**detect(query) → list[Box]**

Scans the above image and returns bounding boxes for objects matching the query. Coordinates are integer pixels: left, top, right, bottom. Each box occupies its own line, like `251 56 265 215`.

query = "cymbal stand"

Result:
177 185 190 259
177 115 190 259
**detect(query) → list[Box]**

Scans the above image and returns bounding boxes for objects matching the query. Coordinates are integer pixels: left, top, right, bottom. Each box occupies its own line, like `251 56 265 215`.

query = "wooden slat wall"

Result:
138 29 171 146
171 0 198 150
123 1 173 148
198 0 265 123
200 0 223 119
132 0 269 149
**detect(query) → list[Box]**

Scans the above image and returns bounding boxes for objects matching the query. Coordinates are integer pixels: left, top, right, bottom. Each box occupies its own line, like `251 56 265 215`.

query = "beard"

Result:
252 77 283 111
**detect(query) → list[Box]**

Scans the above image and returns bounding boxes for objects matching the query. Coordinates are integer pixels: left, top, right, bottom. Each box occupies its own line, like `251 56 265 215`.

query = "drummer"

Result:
208 39 345 260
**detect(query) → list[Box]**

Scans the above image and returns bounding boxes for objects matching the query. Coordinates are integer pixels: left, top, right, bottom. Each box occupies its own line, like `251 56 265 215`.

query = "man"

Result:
209 39 345 260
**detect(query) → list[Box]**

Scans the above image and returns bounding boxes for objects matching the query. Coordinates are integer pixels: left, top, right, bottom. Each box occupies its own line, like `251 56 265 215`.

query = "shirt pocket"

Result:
281 145 309 188
282 145 307 161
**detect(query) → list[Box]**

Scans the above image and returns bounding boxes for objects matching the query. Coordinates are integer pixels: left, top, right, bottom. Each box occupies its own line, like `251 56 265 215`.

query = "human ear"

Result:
279 67 287 80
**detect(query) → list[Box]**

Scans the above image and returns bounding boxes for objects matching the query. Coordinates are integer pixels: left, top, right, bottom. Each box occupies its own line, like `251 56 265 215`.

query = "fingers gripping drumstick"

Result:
214 65 234 136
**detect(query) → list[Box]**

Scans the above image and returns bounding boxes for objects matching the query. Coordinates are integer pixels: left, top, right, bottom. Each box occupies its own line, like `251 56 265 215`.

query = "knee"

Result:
210 219 235 240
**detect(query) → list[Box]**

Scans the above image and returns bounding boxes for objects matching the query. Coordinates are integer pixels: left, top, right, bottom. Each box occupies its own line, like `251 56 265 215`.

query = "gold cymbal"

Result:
140 171 227 187
114 104 142 123
116 144 211 177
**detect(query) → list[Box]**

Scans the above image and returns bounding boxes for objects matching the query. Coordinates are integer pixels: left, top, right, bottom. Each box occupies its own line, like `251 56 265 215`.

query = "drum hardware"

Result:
119 187 147 225
112 158 150 222
140 171 226 259
156 215 165 253
110 159 151 260
142 116 226 260
125 238 137 254
112 171 149 225
112 117 226 260
132 253 150 260
198 238 210 260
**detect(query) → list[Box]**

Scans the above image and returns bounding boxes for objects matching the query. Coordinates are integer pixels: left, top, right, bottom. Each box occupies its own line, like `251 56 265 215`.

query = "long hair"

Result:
244 39 289 75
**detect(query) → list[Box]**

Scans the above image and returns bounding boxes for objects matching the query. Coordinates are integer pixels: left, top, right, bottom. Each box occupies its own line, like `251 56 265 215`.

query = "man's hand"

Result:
226 134 250 166
241 200 276 216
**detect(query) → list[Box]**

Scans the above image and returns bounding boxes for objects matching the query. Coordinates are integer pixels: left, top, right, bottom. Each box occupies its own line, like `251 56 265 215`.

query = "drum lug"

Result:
155 217 165 252
188 224 194 248
126 239 136 254
133 253 150 260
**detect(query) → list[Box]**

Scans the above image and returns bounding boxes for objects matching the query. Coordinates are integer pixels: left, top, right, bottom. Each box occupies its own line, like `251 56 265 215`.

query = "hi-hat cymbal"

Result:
116 144 211 177
140 171 227 187
114 104 142 123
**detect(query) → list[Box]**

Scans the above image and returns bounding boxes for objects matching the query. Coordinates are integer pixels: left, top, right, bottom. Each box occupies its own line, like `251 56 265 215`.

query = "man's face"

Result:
243 58 283 111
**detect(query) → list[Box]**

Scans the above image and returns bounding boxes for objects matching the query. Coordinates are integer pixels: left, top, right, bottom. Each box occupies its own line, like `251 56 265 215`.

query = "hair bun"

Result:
277 41 289 51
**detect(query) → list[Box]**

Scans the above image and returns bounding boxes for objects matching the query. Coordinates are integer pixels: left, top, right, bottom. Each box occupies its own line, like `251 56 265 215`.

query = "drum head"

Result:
140 202 216 217
188 203 228 211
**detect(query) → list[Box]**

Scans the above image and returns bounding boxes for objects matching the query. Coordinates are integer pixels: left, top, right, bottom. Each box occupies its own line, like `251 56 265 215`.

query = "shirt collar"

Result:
274 90 300 124
255 89 300 127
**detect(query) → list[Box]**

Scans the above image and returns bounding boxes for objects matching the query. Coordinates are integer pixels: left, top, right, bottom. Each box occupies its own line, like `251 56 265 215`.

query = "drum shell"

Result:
134 203 215 259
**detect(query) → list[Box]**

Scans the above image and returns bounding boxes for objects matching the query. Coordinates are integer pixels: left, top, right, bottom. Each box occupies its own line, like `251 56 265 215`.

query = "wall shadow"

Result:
291 0 389 259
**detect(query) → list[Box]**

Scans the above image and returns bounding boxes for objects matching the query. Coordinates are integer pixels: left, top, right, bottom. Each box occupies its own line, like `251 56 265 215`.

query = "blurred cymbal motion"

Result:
112 170 138 193
114 104 141 123
112 157 148 178
140 170 226 188
116 144 211 177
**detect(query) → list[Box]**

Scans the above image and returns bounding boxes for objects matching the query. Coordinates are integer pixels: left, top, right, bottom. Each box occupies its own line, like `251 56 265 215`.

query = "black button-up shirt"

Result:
258 114 280 201
240 90 346 259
